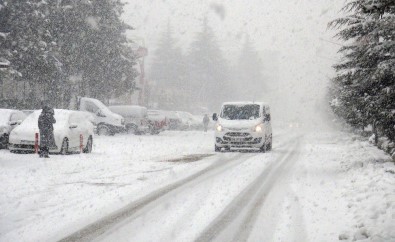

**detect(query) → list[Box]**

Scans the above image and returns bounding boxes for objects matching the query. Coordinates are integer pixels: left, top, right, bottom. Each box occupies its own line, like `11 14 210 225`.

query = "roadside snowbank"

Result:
292 131 394 242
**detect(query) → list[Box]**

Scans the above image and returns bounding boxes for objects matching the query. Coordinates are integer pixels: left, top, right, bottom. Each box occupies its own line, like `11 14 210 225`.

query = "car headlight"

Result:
216 124 223 132
255 124 263 132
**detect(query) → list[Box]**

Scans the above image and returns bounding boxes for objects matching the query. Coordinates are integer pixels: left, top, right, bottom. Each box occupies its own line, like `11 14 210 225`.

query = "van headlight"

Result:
216 124 223 132
255 124 263 132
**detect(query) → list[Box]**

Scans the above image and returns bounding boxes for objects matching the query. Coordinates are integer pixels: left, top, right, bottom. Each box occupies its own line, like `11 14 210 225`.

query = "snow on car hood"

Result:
218 118 262 130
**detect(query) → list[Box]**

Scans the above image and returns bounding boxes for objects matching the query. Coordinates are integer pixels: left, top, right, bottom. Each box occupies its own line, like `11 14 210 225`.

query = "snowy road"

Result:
59 133 302 242
1 129 394 242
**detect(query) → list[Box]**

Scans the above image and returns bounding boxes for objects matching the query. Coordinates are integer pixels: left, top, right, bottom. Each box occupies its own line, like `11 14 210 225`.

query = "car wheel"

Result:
83 136 93 153
127 125 138 135
0 134 8 149
215 145 221 152
224 147 231 152
97 125 110 136
60 138 69 155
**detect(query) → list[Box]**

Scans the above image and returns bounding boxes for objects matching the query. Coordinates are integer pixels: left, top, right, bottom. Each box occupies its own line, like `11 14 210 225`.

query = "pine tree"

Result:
188 18 229 111
2 0 62 108
150 23 188 110
0 0 12 85
330 0 395 143
235 36 266 100
1 0 137 108
52 0 137 103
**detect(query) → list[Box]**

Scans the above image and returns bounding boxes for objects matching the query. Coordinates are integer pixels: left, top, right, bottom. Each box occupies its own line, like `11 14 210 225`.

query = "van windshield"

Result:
220 104 261 120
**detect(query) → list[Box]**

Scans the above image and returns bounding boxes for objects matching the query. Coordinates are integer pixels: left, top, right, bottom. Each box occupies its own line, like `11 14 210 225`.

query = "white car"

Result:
213 102 272 152
8 109 94 154
0 109 27 149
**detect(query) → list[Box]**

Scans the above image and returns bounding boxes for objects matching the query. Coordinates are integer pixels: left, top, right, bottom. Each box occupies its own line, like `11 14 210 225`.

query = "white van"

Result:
213 102 272 152
78 97 125 135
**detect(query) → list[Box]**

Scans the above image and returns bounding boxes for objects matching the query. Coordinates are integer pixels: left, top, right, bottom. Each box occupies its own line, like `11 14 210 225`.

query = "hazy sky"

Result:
122 0 347 122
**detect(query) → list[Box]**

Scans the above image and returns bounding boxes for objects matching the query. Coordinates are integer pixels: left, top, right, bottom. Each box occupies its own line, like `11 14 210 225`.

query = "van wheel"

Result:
266 135 272 151
266 140 272 151
259 139 266 153
83 136 93 153
215 145 221 152
97 125 110 136
60 138 69 155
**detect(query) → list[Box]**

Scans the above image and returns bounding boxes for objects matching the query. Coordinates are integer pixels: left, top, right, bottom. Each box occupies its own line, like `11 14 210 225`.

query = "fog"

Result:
123 0 345 127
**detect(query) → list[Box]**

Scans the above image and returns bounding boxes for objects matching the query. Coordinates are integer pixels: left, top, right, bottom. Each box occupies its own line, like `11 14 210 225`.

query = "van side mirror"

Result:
264 114 271 122
212 113 218 121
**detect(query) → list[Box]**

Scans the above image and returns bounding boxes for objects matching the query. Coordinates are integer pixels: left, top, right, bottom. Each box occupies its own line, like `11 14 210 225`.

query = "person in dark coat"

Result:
38 106 56 158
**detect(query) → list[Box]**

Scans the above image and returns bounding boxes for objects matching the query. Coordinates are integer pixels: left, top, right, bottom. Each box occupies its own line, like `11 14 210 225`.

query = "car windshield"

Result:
220 104 260 120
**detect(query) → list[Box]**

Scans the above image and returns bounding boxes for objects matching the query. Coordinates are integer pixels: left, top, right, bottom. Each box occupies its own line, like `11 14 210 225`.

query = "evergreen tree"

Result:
330 0 395 143
0 0 137 108
0 0 12 86
188 19 229 111
150 23 188 110
52 0 137 103
235 36 266 100
2 0 62 108
151 22 184 88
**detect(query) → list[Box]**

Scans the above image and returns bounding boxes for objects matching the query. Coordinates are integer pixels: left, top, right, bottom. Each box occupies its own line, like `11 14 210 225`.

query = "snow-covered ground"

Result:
0 129 394 242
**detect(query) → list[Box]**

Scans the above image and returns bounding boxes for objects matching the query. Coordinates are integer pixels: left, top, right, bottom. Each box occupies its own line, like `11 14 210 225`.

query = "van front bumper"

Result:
215 131 266 148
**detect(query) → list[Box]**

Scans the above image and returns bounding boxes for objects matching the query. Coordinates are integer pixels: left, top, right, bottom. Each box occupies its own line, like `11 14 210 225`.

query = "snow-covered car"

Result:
163 111 182 130
0 109 27 149
78 97 125 136
8 109 94 154
109 105 149 135
213 102 272 152
176 111 198 130
147 110 168 134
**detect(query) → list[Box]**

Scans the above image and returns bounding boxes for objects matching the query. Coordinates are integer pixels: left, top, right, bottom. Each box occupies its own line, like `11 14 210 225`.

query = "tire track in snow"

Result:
58 134 296 242
195 136 304 242
58 153 251 242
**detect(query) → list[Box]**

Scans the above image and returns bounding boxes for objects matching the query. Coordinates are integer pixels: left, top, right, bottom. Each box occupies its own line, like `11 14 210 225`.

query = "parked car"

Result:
0 109 27 149
213 102 272 152
177 111 204 130
147 110 168 134
108 105 149 135
8 109 94 154
78 97 124 136
163 111 182 130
